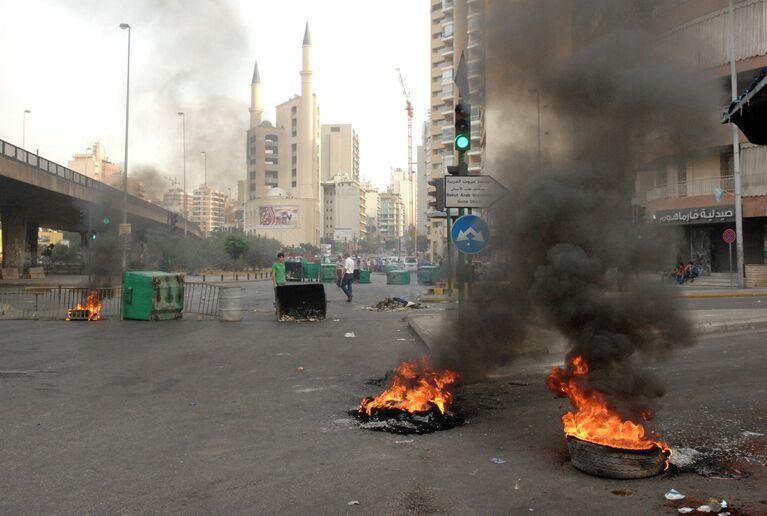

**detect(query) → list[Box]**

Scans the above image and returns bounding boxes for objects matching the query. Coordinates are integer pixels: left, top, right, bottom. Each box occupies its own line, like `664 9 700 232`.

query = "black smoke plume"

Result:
436 0 721 422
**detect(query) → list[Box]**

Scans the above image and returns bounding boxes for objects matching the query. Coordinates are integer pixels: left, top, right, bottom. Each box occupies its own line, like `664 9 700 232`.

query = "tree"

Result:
223 234 249 270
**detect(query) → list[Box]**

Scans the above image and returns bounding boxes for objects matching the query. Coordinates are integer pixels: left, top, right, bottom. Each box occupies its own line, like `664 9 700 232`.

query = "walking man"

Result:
340 252 355 302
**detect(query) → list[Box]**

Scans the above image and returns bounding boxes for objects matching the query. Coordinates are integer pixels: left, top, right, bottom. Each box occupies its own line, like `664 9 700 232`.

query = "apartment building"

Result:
378 192 405 242
192 184 226 235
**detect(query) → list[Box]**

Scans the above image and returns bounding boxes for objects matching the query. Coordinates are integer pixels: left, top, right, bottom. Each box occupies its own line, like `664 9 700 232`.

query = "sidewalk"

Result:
408 308 767 350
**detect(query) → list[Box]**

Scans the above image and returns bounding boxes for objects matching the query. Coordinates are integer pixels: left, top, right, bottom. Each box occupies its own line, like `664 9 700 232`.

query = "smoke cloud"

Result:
436 0 722 422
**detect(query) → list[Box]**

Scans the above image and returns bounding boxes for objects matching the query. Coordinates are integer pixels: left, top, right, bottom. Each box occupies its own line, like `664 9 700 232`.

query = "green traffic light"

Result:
455 134 471 151
103 217 110 225
91 233 97 240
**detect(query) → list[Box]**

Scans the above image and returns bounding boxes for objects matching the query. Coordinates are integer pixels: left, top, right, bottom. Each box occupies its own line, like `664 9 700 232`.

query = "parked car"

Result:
404 257 418 270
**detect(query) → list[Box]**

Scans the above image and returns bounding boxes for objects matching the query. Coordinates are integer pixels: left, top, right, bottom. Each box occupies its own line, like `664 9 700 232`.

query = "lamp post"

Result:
728 0 744 287
201 151 207 186
530 89 542 174
119 22 131 272
22 109 31 148
177 111 187 236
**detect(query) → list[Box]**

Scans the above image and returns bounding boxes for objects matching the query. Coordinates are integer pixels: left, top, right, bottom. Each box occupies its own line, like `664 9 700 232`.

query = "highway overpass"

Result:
0 137 199 274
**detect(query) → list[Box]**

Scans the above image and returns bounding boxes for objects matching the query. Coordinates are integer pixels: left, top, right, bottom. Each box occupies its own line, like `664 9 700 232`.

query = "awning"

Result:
721 67 767 145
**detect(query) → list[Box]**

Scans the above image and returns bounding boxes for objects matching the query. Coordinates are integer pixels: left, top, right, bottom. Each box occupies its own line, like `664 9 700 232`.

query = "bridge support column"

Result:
1 206 37 275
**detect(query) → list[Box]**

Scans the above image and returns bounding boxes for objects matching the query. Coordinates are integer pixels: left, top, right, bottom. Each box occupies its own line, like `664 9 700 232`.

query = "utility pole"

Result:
119 22 131 273
728 0 745 287
178 112 187 237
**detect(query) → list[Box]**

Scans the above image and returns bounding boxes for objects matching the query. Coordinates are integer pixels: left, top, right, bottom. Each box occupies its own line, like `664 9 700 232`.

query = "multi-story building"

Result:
162 187 191 219
362 181 380 235
633 0 767 272
378 192 405 243
321 124 360 182
192 184 226 235
427 0 485 259
321 175 367 243
68 142 121 185
389 168 414 229
243 24 321 246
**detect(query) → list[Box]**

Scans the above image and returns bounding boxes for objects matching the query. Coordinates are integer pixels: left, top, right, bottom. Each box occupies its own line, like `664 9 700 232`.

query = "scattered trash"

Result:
677 508 693 514
280 308 323 322
514 479 520 490
469 468 479 476
397 338 407 341
333 319 340 322
196 314 204 321
696 498 726 513
742 431 764 437
670 448 700 468
508 381 531 387
297 366 305 373
665 489 685 501
347 500 360 506
696 506 712 513
276 352 290 356
190 401 198 407
394 439 414 444
490 457 506 464
344 332 356 338
373 297 427 311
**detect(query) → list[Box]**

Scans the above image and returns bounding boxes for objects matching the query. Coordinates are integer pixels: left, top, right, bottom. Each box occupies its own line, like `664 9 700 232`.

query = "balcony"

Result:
646 175 751 202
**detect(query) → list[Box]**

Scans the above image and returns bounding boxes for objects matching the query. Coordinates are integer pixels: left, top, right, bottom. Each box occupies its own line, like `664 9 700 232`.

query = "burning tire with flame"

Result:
548 356 672 479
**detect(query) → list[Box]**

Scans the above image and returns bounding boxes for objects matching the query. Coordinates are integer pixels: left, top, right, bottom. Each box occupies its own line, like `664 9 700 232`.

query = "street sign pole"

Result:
729 242 733 288
723 228 737 288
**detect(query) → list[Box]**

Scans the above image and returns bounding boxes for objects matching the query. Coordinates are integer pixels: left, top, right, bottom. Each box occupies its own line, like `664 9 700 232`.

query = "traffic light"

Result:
427 177 445 212
78 209 85 225
454 102 471 152
103 216 110 225
446 162 468 176
90 231 97 240
169 212 179 227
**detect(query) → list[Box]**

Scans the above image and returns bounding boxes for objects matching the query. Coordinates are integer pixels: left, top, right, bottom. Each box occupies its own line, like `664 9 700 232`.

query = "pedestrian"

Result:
336 255 344 288
340 252 355 302
272 252 286 289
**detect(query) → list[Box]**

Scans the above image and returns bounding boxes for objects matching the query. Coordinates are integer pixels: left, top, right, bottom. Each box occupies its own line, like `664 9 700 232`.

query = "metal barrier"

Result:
0 286 122 320
183 282 221 317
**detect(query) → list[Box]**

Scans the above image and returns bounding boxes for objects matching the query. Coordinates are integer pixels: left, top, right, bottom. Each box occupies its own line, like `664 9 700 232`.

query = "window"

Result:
655 169 667 187
442 23 453 38
331 126 341 133
265 134 278 142
249 172 256 180
441 68 453 84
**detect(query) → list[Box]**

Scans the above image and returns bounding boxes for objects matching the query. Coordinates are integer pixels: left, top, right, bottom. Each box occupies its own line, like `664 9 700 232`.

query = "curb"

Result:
407 314 767 349
678 290 767 299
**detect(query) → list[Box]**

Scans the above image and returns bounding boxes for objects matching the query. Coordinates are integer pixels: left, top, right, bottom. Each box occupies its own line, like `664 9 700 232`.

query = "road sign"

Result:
119 223 131 248
451 214 489 254
723 228 737 244
445 175 509 208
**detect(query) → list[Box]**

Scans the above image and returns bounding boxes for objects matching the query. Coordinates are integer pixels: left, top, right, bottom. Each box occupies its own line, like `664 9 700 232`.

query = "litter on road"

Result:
347 500 360 506
490 457 506 464
370 297 428 311
344 332 356 338
665 489 685 501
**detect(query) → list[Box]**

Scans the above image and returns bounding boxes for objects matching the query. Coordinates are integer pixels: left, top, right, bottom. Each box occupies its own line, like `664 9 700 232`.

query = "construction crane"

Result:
396 67 417 256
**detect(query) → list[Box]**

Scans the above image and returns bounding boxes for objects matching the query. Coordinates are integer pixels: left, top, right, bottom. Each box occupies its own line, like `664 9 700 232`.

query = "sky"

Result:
0 0 430 193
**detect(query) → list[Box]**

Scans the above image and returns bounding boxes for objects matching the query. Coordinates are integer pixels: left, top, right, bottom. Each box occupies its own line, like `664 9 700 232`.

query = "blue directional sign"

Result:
451 214 489 254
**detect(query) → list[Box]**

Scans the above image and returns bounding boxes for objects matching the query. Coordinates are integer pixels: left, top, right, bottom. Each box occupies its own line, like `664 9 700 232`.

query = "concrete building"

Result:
321 124 360 182
68 142 121 185
632 0 767 273
426 0 485 260
162 187 191 219
378 191 405 243
389 168 414 229
243 24 321 246
362 181 380 233
418 120 431 239
192 184 226 235
322 175 366 244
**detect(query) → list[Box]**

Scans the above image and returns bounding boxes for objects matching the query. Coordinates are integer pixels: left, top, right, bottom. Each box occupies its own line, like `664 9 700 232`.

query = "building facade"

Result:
634 0 767 272
427 0 486 260
192 184 226 235
321 124 360 182
68 142 121 185
378 192 405 243
243 24 321 246
162 187 191 219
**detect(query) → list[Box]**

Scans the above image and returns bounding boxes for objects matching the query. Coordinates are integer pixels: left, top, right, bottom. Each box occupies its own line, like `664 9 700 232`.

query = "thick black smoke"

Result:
436 0 721 421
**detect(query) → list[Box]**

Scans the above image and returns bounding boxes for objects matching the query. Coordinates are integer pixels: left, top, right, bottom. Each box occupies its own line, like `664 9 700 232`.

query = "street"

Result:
1 275 765 515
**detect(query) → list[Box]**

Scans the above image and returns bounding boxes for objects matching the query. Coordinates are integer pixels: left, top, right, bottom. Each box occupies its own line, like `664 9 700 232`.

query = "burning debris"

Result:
548 356 671 478
352 357 463 434
65 291 102 321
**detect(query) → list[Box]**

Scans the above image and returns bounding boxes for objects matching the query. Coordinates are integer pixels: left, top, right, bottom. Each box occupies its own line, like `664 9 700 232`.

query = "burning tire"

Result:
567 437 670 479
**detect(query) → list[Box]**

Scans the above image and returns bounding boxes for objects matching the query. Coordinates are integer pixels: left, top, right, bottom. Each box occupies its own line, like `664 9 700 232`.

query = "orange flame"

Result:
359 358 460 415
66 291 102 321
547 356 669 455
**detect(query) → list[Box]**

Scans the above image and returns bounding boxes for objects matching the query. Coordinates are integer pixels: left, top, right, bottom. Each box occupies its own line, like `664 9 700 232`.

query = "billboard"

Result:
258 205 299 228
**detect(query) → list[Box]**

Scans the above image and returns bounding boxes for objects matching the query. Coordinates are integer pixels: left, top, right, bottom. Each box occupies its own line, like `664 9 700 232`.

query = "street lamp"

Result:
120 22 131 273
22 109 31 148
177 111 187 236
529 88 542 174
201 151 207 186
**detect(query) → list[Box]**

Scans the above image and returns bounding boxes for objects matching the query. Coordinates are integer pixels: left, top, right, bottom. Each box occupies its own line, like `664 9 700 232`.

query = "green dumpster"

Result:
358 270 371 284
320 264 337 283
302 261 320 281
123 270 184 321
384 264 398 273
387 269 410 285
417 266 440 285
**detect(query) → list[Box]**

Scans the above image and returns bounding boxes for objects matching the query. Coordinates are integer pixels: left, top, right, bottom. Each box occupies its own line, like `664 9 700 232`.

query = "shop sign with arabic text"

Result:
652 205 735 225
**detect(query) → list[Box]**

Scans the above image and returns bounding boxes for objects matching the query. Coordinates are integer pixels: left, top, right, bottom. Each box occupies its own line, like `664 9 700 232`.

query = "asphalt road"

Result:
1 275 765 515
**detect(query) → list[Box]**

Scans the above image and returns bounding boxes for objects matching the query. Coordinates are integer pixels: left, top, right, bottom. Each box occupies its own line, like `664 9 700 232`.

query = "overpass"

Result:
0 137 200 274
